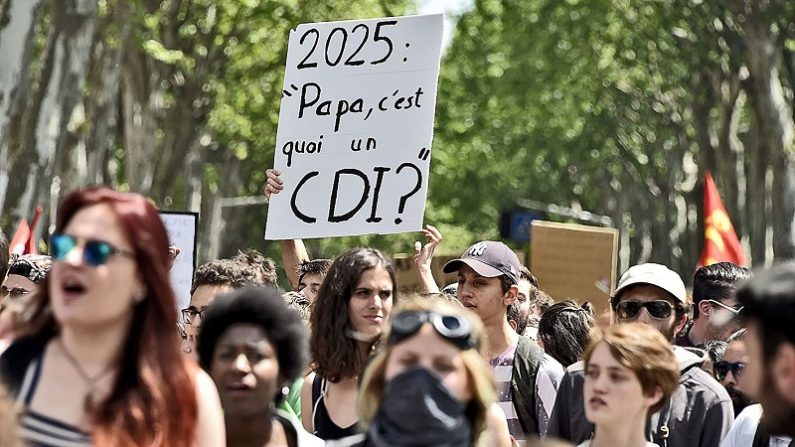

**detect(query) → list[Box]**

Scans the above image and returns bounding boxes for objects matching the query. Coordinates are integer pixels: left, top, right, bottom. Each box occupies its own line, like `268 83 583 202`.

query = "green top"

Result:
279 377 304 420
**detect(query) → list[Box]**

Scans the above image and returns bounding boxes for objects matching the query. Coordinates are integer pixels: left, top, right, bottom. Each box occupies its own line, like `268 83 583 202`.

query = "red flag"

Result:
698 172 747 267
26 206 42 255
8 206 43 255
8 219 30 255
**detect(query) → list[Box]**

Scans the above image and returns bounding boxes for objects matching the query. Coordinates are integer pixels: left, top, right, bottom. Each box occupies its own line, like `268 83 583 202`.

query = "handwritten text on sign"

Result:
160 212 198 312
265 14 443 240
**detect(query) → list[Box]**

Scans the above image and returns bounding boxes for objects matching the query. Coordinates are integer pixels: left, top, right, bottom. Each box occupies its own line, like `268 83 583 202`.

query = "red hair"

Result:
24 186 198 446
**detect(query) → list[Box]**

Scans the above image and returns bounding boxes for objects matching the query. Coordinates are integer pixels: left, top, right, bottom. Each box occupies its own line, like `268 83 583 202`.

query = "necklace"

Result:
55 338 115 414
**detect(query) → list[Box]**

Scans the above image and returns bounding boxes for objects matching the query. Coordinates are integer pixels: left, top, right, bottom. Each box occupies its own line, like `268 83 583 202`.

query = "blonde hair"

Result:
357 296 495 443
583 323 680 414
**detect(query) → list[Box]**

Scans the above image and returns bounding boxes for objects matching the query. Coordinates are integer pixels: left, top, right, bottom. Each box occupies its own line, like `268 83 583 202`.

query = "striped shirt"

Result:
15 356 92 447
490 340 564 445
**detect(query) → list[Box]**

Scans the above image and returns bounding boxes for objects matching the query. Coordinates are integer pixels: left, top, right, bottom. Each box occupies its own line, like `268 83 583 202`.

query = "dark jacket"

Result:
511 335 543 436
547 346 734 447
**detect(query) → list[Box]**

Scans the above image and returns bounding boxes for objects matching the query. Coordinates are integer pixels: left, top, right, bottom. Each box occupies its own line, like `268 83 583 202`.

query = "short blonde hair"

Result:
583 323 680 414
358 296 495 443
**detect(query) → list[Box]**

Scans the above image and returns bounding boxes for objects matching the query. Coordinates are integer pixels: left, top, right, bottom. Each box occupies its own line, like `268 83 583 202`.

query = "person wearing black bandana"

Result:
329 297 512 447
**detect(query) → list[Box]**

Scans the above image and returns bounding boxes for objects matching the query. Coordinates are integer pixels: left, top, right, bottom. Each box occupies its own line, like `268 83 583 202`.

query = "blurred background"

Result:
1 0 793 281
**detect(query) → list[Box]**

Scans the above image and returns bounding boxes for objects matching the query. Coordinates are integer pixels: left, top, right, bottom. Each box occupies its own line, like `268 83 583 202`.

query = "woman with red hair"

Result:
0 186 224 446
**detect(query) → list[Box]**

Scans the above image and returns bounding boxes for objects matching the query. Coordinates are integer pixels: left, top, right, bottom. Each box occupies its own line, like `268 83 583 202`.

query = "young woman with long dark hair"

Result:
300 248 397 440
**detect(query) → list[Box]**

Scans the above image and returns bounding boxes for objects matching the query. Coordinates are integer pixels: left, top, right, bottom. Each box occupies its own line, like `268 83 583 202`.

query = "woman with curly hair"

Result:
198 286 322 446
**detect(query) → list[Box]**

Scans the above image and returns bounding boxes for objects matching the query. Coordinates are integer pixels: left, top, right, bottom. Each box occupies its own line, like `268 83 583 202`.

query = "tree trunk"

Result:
26 0 98 239
0 0 46 215
121 37 156 194
81 0 130 186
742 8 795 260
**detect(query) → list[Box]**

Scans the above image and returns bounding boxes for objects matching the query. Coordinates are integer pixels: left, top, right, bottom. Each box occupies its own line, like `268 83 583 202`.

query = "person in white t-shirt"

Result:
720 404 793 447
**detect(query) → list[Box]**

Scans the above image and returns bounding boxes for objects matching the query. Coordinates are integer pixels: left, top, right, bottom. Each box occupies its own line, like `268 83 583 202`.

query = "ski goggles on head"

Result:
713 361 746 381
615 299 674 320
50 234 135 267
389 310 476 350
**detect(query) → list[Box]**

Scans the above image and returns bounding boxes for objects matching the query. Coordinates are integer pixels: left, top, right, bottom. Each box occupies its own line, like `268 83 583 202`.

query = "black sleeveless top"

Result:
311 374 358 440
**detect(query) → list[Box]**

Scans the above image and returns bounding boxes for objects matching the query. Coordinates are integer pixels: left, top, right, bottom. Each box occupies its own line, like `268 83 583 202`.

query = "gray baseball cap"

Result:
443 241 522 285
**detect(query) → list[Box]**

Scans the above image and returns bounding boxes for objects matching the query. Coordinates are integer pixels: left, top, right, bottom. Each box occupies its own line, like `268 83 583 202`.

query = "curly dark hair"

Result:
197 286 308 384
533 288 555 316
519 265 538 288
191 250 277 294
297 259 333 282
310 248 397 381
507 302 521 329
282 290 311 321
230 250 278 286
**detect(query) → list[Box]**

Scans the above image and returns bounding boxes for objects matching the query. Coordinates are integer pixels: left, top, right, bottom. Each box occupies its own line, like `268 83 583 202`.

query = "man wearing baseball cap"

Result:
443 241 564 442
548 263 734 446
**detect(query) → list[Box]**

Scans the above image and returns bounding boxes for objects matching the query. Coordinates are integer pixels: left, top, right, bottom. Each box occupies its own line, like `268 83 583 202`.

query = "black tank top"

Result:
311 374 358 440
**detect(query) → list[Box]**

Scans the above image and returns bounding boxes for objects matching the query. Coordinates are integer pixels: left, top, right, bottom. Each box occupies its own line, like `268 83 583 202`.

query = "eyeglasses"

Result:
181 306 207 325
0 286 31 300
706 300 744 326
389 310 476 350
706 300 743 314
615 300 674 320
713 361 746 381
50 234 135 267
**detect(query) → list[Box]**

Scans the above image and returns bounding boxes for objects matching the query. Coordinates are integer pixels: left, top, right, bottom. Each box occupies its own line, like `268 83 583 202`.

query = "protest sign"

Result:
265 14 444 239
160 211 198 311
392 253 459 293
530 220 618 313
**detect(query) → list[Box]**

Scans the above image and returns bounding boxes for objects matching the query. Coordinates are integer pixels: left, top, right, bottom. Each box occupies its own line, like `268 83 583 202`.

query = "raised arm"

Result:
264 168 311 290
282 239 310 290
414 224 443 294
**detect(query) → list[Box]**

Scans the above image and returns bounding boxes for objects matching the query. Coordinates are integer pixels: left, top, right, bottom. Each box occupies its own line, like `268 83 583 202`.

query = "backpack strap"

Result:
511 336 542 435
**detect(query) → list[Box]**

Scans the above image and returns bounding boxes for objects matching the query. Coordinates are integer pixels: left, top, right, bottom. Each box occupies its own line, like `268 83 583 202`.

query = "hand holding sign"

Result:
264 169 284 199
265 15 444 240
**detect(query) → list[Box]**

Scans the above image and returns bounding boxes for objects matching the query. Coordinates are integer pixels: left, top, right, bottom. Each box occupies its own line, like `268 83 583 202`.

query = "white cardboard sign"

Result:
265 14 444 240
160 212 198 311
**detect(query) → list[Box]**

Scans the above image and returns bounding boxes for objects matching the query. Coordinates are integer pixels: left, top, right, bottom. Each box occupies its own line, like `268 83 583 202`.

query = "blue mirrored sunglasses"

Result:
50 233 134 267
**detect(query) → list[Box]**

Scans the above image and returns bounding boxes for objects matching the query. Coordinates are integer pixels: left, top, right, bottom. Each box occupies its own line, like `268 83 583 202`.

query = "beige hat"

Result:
613 263 686 303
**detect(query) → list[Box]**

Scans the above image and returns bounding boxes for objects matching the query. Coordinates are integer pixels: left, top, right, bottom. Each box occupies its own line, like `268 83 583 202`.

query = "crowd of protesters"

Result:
0 181 793 447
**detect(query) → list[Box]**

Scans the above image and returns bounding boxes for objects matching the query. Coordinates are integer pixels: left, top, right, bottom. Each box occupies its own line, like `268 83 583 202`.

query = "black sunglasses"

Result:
713 361 746 381
50 234 135 267
389 310 476 350
0 286 31 299
615 300 674 320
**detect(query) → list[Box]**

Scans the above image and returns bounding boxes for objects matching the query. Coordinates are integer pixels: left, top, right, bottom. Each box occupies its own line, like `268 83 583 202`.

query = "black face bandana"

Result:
367 367 472 447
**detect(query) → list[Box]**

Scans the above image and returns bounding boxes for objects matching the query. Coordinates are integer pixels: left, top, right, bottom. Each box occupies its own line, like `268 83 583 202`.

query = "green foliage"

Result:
427 0 732 259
